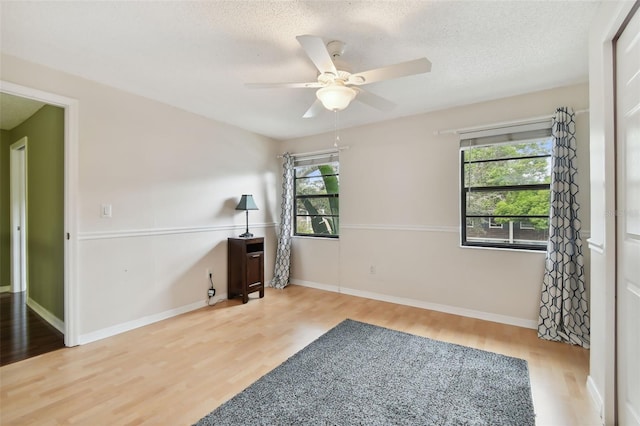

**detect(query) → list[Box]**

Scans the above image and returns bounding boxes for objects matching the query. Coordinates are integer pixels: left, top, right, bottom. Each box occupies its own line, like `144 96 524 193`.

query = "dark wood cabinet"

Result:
227 237 264 304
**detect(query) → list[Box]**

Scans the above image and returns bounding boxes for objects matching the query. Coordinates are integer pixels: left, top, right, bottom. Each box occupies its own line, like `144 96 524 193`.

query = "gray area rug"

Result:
194 319 535 425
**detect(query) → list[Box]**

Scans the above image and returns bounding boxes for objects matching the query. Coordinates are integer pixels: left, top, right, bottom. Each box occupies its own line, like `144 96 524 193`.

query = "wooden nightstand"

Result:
227 237 264 303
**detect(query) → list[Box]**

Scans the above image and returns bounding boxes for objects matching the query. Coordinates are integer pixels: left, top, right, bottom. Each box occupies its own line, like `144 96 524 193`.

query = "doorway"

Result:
1 100 67 366
0 81 79 348
10 137 27 294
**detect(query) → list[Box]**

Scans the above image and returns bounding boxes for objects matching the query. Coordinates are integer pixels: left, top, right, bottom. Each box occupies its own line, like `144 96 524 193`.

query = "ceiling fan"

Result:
246 35 432 118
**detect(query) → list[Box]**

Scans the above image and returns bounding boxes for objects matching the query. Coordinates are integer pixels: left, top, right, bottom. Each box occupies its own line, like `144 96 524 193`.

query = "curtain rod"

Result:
276 146 349 159
434 109 589 136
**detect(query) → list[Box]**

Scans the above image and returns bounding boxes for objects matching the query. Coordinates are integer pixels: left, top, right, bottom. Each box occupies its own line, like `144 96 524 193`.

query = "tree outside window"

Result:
462 136 552 250
294 160 339 237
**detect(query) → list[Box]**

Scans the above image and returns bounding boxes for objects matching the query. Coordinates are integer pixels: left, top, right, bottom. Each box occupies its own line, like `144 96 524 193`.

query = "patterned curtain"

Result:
270 153 294 289
538 107 590 348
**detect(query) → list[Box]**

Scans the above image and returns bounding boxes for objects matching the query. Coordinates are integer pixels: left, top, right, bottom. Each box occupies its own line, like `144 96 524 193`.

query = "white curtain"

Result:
270 153 294 289
537 107 590 348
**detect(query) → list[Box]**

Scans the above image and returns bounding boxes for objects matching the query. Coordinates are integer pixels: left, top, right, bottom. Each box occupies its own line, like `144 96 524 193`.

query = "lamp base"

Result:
239 232 254 238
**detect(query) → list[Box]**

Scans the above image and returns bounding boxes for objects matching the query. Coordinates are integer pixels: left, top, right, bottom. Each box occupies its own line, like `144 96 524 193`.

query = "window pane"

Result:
463 139 552 162
295 162 339 177
466 217 549 247
296 175 340 195
465 156 551 188
295 164 339 196
296 175 327 195
296 197 339 215
466 189 550 216
295 216 338 236
295 216 314 235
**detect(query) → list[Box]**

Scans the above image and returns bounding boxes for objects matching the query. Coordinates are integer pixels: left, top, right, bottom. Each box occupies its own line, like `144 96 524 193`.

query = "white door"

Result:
616 6 640 425
10 137 27 294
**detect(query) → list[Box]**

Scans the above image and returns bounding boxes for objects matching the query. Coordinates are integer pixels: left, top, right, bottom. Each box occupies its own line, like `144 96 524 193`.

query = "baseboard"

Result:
27 297 65 333
291 280 538 330
586 375 604 424
78 298 214 345
0 285 11 293
289 279 341 293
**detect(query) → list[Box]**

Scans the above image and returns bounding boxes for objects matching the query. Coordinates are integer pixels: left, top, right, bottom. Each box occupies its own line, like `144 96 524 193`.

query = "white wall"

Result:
587 2 636 424
281 83 590 329
1 54 280 343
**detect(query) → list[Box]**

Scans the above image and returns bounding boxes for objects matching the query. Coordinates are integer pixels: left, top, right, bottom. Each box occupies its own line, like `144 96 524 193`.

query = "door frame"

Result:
10 137 28 294
590 1 640 424
614 4 640 425
1 80 79 347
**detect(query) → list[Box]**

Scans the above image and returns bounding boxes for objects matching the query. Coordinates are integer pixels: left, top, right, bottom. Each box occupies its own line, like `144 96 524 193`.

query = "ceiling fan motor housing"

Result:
319 70 352 85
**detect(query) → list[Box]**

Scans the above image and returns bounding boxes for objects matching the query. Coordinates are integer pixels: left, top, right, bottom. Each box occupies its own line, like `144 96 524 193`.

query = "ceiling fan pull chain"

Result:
334 110 340 147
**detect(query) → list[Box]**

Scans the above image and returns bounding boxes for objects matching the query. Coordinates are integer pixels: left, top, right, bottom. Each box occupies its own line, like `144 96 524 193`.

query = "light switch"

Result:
101 204 112 218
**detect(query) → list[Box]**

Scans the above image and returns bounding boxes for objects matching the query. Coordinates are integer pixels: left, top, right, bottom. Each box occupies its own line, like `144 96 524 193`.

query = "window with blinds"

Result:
294 152 339 238
460 122 552 250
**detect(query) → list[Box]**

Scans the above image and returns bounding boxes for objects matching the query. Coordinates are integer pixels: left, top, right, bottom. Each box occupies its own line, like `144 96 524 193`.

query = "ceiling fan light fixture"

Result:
316 84 357 111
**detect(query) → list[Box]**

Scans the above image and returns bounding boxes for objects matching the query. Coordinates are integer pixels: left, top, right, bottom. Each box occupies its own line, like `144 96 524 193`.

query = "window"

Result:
460 123 552 250
294 152 339 238
519 221 535 230
488 218 504 229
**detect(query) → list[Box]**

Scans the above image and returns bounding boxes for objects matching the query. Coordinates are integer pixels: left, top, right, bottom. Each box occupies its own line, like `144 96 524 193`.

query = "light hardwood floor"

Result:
0 285 600 425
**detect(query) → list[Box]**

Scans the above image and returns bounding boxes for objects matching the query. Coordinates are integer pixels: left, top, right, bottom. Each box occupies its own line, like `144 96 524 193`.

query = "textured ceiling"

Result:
0 1 600 140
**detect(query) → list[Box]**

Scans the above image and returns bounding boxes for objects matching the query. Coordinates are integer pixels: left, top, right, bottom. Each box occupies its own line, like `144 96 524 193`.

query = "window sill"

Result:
460 244 547 254
292 235 340 241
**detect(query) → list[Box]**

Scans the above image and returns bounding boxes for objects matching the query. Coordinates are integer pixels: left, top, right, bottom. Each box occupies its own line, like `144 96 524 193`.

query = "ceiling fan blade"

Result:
245 82 323 89
353 88 396 111
303 99 325 118
348 58 432 85
296 35 338 75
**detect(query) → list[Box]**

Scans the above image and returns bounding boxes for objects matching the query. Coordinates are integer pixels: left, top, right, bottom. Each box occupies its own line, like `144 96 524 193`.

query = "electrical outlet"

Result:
207 269 215 298
369 265 376 274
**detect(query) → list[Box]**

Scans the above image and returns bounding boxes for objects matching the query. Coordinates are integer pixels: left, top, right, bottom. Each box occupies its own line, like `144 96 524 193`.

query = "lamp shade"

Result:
316 84 357 111
235 194 259 211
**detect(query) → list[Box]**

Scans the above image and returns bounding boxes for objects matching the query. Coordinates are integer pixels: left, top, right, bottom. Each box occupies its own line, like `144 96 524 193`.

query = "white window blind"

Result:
293 151 339 167
459 121 552 149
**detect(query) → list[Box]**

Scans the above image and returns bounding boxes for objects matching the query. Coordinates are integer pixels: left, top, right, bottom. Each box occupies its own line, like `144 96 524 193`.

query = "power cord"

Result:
207 273 223 307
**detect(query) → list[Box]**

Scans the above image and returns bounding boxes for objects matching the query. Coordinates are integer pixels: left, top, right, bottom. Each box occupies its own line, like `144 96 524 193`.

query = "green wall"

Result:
7 105 65 320
0 130 11 288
